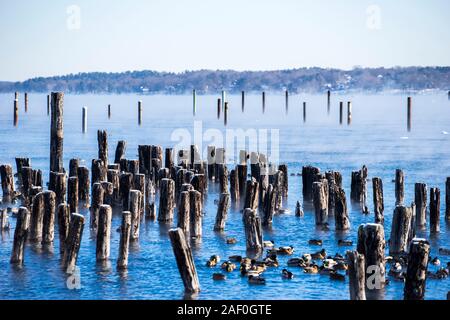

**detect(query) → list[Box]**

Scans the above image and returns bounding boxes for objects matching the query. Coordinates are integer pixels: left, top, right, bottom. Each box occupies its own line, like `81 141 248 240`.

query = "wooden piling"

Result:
334 187 350 230
168 228 200 293
77 166 90 205
189 190 202 238
114 140 127 165
404 238 430 300
50 92 64 173
350 166 368 213
346 250 366 300
138 100 142 125
91 159 107 186
42 190 56 244
302 166 320 201
372 177 384 224
446 177 450 221
90 182 104 231
243 208 263 252
218 165 228 194
47 94 50 115
69 158 79 177
244 178 259 211
395 169 405 205
407 97 412 132
390 205 413 255
262 184 276 226
214 193 230 232
217 98 221 119
57 203 70 254
15 157 30 187
117 211 131 270
68 176 79 214
29 192 44 242
177 191 190 235
230 169 239 202
414 183 427 228
285 90 288 114
241 91 245 112
158 178 175 222
24 92 28 113
327 90 331 114
303 102 306 123
96 204 112 261
313 181 328 225
0 164 15 199
62 213 85 273
429 187 440 233
347 101 352 125
10 207 30 265
339 101 343 124
129 190 142 240
221 90 226 111
224 102 228 126
357 223 386 288
192 89 196 116
207 146 216 180
108 104 111 119
97 130 108 167
82 107 87 133
262 91 266 113
1 208 9 230
13 93 18 126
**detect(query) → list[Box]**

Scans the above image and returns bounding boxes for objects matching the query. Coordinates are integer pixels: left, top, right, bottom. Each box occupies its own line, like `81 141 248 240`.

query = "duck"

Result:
228 255 242 262
338 239 353 246
333 261 348 271
302 254 312 264
333 253 345 261
212 273 226 280
248 275 266 285
391 262 402 272
295 201 304 217
309 239 323 246
319 266 334 275
250 262 267 274
438 247 450 255
329 271 345 281
282 269 294 279
263 240 275 248
221 261 236 272
206 255 220 267
431 257 441 266
226 238 237 244
311 249 327 260
277 246 294 255
323 259 338 269
303 265 319 274
287 258 304 267
264 254 279 267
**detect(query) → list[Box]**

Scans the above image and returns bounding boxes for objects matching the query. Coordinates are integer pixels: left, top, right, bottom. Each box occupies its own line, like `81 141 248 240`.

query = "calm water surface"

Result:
0 92 449 300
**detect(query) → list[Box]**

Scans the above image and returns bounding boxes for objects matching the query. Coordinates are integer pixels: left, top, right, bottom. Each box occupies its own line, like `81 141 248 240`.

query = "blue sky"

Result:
0 0 449 81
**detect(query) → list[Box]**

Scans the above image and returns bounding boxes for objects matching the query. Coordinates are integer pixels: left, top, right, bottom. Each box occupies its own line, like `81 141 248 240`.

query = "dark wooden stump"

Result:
395 169 405 205
334 186 350 230
69 158 79 177
57 203 70 255
414 183 427 228
128 190 142 241
90 182 104 231
372 177 384 224
50 92 64 173
189 190 202 238
243 208 263 252
390 205 413 255
10 207 30 265
77 166 90 205
158 178 175 222
29 192 44 242
0 164 15 200
42 190 56 244
114 140 127 166
97 130 108 167
262 184 276 226
302 166 320 202
96 204 112 261
117 211 131 270
429 187 440 233
68 176 79 214
346 250 366 300
313 181 328 225
230 168 239 202
404 238 430 300
244 178 259 211
91 159 106 186
177 191 190 235
120 172 133 210
62 213 85 273
214 193 230 232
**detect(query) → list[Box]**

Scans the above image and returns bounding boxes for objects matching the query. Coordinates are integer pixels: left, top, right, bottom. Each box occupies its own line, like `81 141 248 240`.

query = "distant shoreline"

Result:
1 67 449 94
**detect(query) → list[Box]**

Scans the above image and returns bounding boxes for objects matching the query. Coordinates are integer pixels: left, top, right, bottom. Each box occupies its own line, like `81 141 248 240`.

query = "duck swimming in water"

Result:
206 255 220 267
303 265 319 274
311 249 327 260
282 269 294 279
329 271 345 281
287 258 307 267
228 255 242 262
263 240 275 248
338 239 353 246
248 275 266 285
309 239 323 246
212 273 226 280
226 238 237 244
221 261 237 272
264 254 279 267
431 257 441 266
277 246 294 255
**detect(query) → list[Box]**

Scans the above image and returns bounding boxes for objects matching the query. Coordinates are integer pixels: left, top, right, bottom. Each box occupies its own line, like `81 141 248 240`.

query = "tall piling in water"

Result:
108 104 111 119
13 92 18 126
47 94 50 115
224 102 228 126
347 101 352 125
221 90 226 112
241 91 245 112
404 239 430 300
303 102 306 123
24 93 28 112
262 91 266 113
50 92 64 173
327 90 331 114
192 89 196 116
217 98 221 119
285 90 288 114
339 102 343 124
82 107 87 133
407 97 412 132
138 100 142 125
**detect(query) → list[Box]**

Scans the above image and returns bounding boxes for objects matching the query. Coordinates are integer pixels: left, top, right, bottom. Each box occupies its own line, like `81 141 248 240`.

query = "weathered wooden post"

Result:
262 91 266 113
29 192 44 242
168 228 200 293
129 190 141 240
327 90 331 114
285 90 288 114
158 178 175 222
1 208 9 230
90 182 104 231
221 90 226 111
395 169 405 205
69 158 79 177
407 96 412 132
390 205 413 255
217 98 221 119
91 159 107 186
96 204 112 261
429 187 440 233
357 223 386 289
189 190 202 238
339 101 343 124
415 183 427 228
57 203 70 254
347 101 352 125
334 187 350 230
10 207 30 265
13 92 18 126
302 166 320 201
108 104 111 119
62 213 85 273
82 107 87 133
97 130 108 167
350 166 368 213
243 208 263 252
0 164 15 200
77 166 90 205
117 211 131 270
47 94 50 115
303 102 306 123
24 92 28 112
230 169 239 202
42 190 56 244
138 100 142 125
214 193 230 231
50 92 64 173
262 184 276 226
346 250 366 300
404 238 430 300
372 177 384 224
15 157 30 187
446 177 450 221
241 91 245 112
68 176 79 214
224 102 228 126
114 140 127 165
244 178 259 211
313 181 328 225
177 191 190 235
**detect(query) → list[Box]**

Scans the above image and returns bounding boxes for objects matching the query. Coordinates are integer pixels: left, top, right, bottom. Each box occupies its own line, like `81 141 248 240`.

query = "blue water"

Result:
0 92 449 300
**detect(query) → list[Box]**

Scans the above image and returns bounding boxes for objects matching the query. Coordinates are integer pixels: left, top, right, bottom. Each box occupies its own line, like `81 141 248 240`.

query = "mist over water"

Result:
0 92 449 300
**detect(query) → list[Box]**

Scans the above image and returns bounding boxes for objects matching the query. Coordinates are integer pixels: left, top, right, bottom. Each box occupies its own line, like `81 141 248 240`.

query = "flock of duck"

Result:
206 240 450 286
